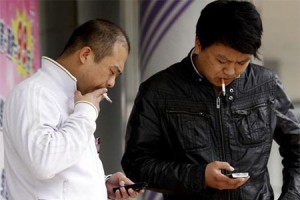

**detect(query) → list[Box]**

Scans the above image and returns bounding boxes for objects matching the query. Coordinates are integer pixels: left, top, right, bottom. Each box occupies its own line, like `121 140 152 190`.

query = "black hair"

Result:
61 19 130 62
196 0 263 59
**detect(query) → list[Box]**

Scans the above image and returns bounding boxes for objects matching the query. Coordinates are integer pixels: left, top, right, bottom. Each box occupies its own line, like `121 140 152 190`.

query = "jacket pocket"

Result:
232 102 270 146
240 177 274 200
166 110 211 151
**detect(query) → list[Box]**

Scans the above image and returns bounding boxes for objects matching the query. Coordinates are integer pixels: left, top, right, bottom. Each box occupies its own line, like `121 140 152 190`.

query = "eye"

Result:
217 59 227 64
237 61 248 66
109 66 122 76
110 69 115 75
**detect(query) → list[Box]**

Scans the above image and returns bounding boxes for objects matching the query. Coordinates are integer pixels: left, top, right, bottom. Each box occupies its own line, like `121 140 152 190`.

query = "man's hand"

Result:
74 88 108 112
205 161 249 190
106 172 144 199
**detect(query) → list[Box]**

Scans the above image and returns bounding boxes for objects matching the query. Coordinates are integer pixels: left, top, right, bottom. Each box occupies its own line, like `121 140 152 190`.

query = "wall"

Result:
256 0 300 198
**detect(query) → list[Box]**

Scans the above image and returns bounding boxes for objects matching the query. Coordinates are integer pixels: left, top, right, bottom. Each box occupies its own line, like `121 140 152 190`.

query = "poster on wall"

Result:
0 0 39 199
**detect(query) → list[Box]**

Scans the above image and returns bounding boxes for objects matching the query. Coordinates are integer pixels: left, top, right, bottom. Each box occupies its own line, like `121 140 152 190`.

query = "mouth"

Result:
222 76 237 84
221 78 231 85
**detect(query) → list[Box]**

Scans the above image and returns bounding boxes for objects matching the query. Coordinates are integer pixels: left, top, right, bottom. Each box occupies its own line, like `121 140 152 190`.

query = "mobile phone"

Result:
113 182 148 193
227 172 249 179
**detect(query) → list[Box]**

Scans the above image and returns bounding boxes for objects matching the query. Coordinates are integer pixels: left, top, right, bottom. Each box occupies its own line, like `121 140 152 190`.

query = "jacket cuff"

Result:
105 174 112 182
74 101 98 121
190 164 207 192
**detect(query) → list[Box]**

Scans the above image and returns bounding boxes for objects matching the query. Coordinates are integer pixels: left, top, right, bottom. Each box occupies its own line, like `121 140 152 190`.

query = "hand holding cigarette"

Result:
74 88 110 112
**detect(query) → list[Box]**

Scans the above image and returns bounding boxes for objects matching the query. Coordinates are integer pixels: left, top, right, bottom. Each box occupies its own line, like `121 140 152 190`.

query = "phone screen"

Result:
227 172 249 179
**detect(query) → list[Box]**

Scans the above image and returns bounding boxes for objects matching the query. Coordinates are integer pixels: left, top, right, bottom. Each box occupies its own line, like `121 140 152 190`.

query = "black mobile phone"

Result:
226 172 249 179
113 182 148 193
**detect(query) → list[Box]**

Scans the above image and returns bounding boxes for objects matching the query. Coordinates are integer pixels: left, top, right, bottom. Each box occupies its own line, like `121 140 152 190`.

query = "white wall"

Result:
254 1 300 198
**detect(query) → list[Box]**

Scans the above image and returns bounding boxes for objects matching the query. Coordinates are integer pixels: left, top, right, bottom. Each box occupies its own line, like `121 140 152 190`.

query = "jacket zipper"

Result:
216 95 231 200
216 96 221 109
216 96 226 162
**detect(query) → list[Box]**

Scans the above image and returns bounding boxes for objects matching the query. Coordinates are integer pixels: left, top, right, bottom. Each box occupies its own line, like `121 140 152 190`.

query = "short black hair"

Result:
61 19 130 62
196 0 263 59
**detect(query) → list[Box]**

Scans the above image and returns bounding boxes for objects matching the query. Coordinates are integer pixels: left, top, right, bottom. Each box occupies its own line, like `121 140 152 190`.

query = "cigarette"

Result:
103 93 112 103
221 78 226 96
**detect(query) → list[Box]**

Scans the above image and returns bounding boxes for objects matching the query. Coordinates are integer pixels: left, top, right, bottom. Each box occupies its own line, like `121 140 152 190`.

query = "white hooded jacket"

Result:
3 57 107 200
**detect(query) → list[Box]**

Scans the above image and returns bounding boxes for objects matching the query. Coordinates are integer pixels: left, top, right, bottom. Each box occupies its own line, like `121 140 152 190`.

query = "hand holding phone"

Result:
113 182 148 193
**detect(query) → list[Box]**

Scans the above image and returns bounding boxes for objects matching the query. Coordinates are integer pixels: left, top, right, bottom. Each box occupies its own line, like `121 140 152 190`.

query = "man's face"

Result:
78 41 128 94
193 40 252 89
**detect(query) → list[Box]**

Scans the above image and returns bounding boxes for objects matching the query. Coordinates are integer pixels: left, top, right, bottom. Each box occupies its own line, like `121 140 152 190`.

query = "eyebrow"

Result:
217 54 251 63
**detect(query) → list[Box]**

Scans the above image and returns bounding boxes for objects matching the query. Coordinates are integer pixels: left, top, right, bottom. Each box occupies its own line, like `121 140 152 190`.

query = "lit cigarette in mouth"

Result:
103 93 112 103
221 78 226 96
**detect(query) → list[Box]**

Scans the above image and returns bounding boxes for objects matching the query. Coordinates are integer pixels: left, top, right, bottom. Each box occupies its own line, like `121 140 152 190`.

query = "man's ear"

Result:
194 36 201 54
79 46 93 64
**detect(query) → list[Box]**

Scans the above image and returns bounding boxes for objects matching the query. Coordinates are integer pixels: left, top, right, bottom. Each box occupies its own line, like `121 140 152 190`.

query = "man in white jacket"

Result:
3 19 141 200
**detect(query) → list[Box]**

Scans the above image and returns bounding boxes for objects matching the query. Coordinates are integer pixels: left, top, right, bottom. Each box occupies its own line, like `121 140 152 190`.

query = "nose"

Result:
107 76 116 88
223 64 235 77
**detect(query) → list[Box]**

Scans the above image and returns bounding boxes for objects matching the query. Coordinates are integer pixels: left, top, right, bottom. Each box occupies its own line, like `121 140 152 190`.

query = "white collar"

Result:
190 48 203 78
41 56 77 97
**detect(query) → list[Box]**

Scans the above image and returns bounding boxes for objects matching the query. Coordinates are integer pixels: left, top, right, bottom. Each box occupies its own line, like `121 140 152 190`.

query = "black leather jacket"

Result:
122 51 300 200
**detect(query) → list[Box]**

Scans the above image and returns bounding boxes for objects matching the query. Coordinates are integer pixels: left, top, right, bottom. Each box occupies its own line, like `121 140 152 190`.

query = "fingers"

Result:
115 188 138 199
215 175 249 190
107 172 141 199
74 88 107 100
74 88 108 111
91 88 108 97
231 177 250 188
120 176 134 186
86 88 110 104
127 188 139 197
114 189 122 199
113 186 138 199
205 161 249 190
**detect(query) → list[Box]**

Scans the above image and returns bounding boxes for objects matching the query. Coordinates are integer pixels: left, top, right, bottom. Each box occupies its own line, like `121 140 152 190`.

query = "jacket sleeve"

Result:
273 76 300 200
121 83 206 195
3 84 97 180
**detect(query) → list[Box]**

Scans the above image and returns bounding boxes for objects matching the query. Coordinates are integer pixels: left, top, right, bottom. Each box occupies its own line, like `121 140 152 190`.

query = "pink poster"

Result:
0 0 40 98
0 1 39 198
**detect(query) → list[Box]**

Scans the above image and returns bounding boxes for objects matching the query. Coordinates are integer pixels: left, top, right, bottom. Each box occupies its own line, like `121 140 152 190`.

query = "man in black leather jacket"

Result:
122 1 300 199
